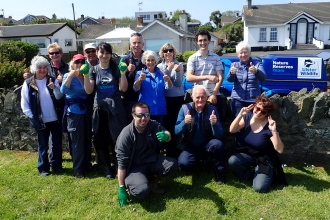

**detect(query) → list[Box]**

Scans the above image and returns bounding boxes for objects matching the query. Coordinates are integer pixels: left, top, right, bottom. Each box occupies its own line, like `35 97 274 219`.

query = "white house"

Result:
135 11 166 23
0 23 77 55
243 0 330 50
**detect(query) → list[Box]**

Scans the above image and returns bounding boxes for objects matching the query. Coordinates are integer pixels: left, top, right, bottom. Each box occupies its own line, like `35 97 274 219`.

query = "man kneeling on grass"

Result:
115 102 178 206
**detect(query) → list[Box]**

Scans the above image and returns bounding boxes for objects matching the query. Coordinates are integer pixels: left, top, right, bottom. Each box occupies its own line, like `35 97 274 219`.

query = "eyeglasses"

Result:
254 106 267 115
163 49 174 53
85 50 96 54
134 112 150 118
49 51 60 55
74 60 85 64
131 33 142 37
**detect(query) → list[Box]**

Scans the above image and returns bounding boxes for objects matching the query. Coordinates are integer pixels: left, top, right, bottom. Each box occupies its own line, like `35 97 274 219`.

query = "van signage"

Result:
297 57 322 79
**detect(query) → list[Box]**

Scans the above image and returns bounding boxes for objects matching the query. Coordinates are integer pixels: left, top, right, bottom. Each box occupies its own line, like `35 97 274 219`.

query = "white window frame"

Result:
259 28 267 41
270 28 277 41
65 39 72 47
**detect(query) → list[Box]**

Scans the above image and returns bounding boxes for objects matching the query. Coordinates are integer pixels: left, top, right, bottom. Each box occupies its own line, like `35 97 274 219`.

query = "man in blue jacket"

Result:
175 85 226 184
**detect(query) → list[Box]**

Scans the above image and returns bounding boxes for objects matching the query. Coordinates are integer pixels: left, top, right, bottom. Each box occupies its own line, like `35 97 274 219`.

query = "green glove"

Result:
156 130 169 142
79 60 90 76
118 186 129 207
118 62 127 75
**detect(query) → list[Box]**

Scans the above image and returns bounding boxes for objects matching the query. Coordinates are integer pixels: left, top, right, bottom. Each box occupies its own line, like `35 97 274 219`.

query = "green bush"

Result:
0 59 25 88
183 50 196 63
10 41 39 66
175 52 184 62
224 47 236 53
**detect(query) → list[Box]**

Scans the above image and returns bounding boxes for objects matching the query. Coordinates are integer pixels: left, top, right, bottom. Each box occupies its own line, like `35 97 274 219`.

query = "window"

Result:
154 14 157 18
328 29 330 39
270 28 277 41
259 28 266 41
54 39 59 43
142 15 150 20
27 39 46 48
65 39 72 47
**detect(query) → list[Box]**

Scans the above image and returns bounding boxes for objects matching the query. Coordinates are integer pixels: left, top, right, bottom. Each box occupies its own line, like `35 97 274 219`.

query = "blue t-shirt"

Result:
89 65 121 101
237 112 274 151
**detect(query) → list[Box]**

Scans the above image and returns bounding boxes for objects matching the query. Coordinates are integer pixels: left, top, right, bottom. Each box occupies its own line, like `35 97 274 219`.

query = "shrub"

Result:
10 41 39 66
183 50 196 63
212 45 223 56
175 52 184 62
0 59 25 88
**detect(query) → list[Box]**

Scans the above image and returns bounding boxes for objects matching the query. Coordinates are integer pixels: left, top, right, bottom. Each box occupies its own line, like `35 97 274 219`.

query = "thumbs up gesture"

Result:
127 59 136 72
249 62 257 74
56 70 63 84
230 62 237 75
138 68 146 81
209 110 217 125
80 60 90 76
47 78 55 90
163 69 170 82
184 110 192 124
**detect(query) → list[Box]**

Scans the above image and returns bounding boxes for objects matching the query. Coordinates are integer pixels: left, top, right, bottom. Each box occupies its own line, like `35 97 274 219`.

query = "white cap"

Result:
84 43 96 51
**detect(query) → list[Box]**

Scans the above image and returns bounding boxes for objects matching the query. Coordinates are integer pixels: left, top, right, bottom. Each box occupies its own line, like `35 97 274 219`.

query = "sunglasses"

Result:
131 33 142 37
49 51 60 55
254 106 267 115
134 112 150 118
85 50 96 54
163 49 174 53
74 60 85 64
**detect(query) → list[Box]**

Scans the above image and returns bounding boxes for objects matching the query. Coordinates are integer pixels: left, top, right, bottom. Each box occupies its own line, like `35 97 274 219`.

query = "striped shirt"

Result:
187 51 223 95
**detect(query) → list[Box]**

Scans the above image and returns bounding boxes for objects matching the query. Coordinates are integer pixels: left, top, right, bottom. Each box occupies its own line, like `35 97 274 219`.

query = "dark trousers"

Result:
178 139 226 173
125 154 178 199
163 96 184 158
230 99 253 117
36 120 62 173
67 112 92 174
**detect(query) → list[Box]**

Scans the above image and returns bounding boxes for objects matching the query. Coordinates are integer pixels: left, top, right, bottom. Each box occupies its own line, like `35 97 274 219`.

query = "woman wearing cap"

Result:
157 43 183 157
21 56 63 176
228 95 287 193
83 42 128 179
60 54 93 178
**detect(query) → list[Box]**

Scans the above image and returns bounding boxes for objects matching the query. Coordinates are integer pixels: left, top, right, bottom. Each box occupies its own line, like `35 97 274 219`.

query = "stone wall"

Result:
1 86 330 165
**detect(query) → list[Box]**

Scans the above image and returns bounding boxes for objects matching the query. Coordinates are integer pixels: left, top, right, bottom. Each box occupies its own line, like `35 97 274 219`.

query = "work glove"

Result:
156 130 169 142
118 60 127 75
79 60 90 76
118 186 129 207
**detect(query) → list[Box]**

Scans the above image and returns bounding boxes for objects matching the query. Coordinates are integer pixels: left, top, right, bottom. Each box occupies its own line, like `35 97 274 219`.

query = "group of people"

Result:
20 30 288 207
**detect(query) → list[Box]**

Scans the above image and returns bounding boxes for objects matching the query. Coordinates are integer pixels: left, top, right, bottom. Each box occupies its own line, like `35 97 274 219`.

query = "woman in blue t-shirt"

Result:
83 42 128 179
228 95 287 193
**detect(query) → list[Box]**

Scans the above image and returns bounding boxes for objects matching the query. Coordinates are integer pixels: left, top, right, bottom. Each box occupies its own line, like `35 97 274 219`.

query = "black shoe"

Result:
52 168 64 174
215 172 226 184
74 172 84 178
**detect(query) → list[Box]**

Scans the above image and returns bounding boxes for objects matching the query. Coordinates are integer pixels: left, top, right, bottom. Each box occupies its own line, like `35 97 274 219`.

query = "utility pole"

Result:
72 3 78 52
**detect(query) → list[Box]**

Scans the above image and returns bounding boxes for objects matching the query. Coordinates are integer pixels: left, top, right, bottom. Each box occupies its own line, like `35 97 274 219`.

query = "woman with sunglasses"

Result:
133 50 172 125
83 42 128 179
228 95 287 193
157 43 184 158
227 41 266 117
60 54 93 178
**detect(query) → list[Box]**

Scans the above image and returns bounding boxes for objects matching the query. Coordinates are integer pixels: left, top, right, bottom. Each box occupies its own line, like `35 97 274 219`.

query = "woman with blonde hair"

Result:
157 43 184 158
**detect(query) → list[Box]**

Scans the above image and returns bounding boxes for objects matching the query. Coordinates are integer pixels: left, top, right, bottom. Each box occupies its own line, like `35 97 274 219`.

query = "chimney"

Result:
110 18 116 24
52 13 57 20
179 10 188 33
101 16 105 19
247 0 252 9
137 16 143 27
0 15 3 19
236 12 239 17
81 14 84 20
9 16 12 19
40 17 46 24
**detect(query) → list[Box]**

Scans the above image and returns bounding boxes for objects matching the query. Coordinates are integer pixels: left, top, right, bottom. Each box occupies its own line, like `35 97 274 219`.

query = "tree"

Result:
115 16 136 23
198 22 215 32
227 21 244 42
170 10 192 24
30 18 82 34
209 10 222 29
222 10 240 16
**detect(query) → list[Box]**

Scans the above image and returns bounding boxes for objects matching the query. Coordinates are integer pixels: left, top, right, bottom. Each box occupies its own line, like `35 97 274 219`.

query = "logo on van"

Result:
304 59 315 67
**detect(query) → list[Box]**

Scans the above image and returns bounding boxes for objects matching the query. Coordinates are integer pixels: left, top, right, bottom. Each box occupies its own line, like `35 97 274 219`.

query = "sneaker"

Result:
74 173 84 178
215 172 226 184
40 171 50 177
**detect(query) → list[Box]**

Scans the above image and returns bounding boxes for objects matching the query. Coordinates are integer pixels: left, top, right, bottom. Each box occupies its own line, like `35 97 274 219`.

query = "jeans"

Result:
178 139 226 173
228 153 274 193
230 99 253 117
36 120 62 173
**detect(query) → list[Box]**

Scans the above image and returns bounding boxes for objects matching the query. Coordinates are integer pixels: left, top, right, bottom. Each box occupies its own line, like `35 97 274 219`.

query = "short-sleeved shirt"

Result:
187 51 223 95
89 65 121 101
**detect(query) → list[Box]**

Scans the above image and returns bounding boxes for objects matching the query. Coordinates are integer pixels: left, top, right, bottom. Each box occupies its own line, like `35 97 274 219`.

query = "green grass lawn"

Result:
1 150 330 220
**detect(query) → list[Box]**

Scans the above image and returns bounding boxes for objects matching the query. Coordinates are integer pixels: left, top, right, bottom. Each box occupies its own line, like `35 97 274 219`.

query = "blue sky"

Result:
1 0 329 24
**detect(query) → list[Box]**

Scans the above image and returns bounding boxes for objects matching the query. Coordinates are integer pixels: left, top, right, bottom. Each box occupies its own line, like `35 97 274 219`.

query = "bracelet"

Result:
119 185 125 187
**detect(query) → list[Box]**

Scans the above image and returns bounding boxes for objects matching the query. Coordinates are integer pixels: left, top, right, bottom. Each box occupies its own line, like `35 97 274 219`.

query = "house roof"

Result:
78 23 144 40
15 14 50 25
0 23 70 38
221 15 242 23
96 27 135 40
139 19 195 38
243 2 330 26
